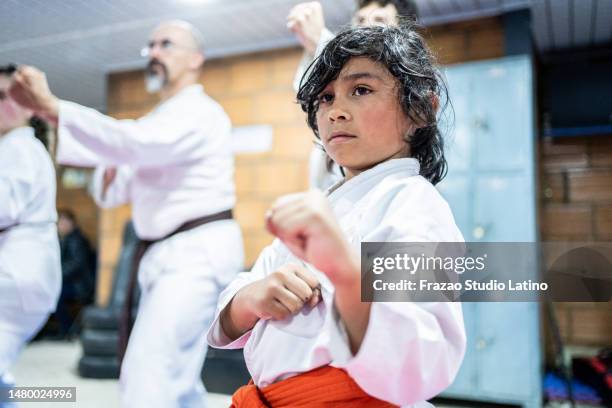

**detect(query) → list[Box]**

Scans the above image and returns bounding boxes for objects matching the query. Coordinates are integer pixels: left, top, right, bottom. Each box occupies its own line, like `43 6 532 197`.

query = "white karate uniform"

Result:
292 28 335 93
0 127 61 397
56 84 244 408
208 158 466 407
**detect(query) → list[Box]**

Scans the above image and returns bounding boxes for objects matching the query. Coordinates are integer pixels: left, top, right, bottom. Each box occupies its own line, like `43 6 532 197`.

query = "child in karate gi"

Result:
208 24 466 407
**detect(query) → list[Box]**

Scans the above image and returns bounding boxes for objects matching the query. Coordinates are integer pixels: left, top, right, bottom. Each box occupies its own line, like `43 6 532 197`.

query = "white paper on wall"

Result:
231 125 273 154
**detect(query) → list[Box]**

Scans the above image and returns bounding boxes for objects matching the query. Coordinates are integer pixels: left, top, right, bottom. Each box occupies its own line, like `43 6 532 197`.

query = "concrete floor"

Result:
10 341 480 408
11 340 232 408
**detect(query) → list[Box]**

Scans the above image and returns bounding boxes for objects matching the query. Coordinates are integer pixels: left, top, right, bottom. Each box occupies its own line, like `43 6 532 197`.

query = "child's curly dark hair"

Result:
296 24 449 185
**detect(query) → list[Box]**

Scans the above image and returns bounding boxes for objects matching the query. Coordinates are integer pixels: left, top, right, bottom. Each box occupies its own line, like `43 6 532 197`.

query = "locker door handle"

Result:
476 337 494 350
473 118 489 131
472 225 486 240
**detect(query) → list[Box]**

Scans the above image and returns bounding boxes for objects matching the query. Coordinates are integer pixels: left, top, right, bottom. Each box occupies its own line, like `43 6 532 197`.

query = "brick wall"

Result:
540 135 612 347
94 17 504 305
426 18 504 64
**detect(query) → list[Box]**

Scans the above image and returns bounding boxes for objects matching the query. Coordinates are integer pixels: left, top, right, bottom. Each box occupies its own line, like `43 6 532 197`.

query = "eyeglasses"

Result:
140 39 199 57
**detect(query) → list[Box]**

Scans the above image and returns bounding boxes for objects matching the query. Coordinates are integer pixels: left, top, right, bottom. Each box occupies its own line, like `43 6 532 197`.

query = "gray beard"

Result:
145 73 165 94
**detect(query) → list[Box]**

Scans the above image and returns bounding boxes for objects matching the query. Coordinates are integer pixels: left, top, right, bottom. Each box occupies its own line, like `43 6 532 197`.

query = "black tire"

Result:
81 329 119 357
78 355 120 379
82 307 120 330
202 348 250 394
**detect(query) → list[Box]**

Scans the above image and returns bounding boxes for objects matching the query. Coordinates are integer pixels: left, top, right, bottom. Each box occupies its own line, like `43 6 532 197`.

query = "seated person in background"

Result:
287 0 418 190
208 24 466 407
55 208 96 338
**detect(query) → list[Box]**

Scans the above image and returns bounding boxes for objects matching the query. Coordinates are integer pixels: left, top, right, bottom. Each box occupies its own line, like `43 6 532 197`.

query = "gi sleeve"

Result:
206 241 281 349
342 301 465 405
91 166 133 208
56 100 225 167
335 183 467 405
292 28 335 92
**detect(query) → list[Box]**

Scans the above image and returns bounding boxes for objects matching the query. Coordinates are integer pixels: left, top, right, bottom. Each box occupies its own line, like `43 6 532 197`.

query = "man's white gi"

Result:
56 84 244 408
208 158 466 407
0 127 61 397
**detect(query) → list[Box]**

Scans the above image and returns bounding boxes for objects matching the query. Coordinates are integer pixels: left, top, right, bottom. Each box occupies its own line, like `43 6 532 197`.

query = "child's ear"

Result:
431 93 440 114
409 109 428 130
404 122 419 141
410 92 439 129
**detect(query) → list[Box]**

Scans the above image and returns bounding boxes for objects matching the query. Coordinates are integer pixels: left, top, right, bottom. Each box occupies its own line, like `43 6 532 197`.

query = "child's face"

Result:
316 57 412 179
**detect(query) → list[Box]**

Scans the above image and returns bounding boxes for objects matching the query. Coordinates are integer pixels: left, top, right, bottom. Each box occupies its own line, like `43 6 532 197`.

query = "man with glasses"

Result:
10 20 244 408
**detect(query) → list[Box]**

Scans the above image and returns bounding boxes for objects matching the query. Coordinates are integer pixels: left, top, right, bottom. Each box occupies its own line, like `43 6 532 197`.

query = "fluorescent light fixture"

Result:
176 0 216 5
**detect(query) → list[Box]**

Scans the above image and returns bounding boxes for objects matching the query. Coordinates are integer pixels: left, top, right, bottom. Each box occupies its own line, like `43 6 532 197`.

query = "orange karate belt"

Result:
230 365 398 407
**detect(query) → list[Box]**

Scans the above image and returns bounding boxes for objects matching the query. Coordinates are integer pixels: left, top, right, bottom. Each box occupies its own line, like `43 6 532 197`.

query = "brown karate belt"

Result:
117 209 233 363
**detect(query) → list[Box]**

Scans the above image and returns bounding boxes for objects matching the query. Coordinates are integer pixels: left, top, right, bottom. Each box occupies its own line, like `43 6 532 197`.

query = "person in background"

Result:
0 64 61 407
9 20 244 408
54 209 95 339
287 0 419 190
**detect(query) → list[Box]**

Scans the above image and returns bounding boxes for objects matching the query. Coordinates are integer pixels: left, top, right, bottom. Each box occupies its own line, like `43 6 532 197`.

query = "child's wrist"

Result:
233 286 260 326
331 250 361 289
220 289 259 340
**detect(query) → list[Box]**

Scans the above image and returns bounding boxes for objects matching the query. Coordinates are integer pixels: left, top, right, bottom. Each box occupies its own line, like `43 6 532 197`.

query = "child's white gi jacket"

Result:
208 158 467 407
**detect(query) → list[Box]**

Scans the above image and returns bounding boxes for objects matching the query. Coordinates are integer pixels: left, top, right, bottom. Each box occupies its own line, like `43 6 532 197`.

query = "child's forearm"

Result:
219 286 259 341
333 256 372 355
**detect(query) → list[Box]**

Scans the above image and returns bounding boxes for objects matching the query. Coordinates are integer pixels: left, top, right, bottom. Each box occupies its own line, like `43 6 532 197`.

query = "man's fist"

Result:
9 65 59 124
287 2 326 55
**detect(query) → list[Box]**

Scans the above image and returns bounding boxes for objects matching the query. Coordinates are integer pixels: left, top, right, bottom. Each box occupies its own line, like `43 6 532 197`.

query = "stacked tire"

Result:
77 220 251 392
78 222 138 379
78 307 121 378
202 348 251 394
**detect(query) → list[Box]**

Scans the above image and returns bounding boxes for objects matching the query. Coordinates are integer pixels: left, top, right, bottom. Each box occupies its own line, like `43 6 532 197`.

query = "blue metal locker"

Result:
437 56 541 408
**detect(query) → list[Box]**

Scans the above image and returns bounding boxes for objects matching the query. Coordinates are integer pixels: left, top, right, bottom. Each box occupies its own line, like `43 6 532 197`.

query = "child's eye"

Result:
353 86 372 96
318 93 334 104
